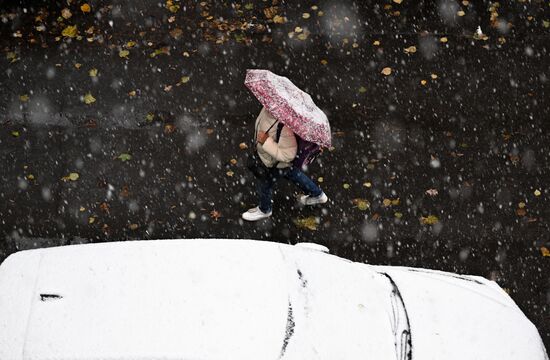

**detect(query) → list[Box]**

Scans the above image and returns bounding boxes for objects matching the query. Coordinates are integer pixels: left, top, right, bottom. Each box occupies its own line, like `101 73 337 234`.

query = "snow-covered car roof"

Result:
0 239 399 360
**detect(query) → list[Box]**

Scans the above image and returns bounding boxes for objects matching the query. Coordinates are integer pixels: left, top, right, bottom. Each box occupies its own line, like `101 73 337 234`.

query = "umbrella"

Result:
245 69 331 148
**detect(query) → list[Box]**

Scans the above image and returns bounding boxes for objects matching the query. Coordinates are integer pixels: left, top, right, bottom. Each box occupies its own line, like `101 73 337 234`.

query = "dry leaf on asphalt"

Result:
426 188 439 196
61 8 72 19
210 210 222 220
381 67 392 76
294 216 318 231
117 153 132 162
353 198 370 211
62 172 80 181
62 25 78 38
83 93 96 104
420 215 439 225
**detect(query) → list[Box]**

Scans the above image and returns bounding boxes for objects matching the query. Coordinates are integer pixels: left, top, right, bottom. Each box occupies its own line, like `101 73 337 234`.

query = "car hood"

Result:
0 239 398 360
373 266 548 360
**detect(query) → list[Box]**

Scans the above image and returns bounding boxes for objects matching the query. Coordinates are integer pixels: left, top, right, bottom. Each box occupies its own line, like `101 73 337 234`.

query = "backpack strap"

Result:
275 122 284 143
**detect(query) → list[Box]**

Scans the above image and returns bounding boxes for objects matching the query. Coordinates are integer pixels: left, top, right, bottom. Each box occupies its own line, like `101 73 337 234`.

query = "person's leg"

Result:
284 167 323 197
257 175 275 213
257 169 282 213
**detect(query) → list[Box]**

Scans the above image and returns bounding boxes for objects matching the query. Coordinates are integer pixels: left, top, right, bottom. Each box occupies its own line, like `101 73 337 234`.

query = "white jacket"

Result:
255 107 297 169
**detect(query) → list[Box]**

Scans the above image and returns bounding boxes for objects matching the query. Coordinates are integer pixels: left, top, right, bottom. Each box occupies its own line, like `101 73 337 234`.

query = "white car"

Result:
0 239 547 360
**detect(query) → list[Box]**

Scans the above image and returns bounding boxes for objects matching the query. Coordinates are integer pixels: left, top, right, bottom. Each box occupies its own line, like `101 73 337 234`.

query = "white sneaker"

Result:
299 192 328 206
242 207 272 221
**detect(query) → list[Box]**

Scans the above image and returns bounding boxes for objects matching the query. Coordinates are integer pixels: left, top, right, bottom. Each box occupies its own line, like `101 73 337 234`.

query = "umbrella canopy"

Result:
245 69 331 148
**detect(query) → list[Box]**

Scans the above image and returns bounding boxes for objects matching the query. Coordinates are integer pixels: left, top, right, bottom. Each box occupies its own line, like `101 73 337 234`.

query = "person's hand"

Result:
257 131 269 145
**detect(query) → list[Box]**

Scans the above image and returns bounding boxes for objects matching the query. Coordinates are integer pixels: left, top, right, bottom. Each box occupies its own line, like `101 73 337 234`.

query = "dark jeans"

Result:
257 166 322 213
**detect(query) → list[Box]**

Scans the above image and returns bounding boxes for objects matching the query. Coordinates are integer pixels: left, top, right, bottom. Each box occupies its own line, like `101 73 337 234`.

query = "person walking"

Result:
242 107 328 221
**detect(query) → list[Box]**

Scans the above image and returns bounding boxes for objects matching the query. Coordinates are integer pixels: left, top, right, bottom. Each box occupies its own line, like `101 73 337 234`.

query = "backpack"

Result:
293 135 321 171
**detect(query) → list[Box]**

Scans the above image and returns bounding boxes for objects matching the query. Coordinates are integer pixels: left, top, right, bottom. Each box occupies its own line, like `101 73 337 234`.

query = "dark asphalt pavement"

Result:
1 0 549 350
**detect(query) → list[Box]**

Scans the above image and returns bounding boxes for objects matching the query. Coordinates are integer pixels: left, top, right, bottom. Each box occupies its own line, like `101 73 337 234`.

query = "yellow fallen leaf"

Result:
273 15 286 24
83 93 96 104
11 131 20 137
119 50 130 59
420 79 427 85
81 3 91 13
404 45 416 53
302 12 311 19
383 198 392 207
534 189 541 196
6 52 19 62
62 172 80 181
373 40 381 46
518 201 526 209
297 32 309 41
391 198 400 206
27 174 35 180
230 159 238 165
146 113 154 122
353 198 370 211
431 73 438 79
420 215 439 225
394 212 403 219
393 0 403 3
129 223 139 230
294 216 318 231
179 76 190 84
363 182 372 188
457 10 465 16
19 94 29 102
128 90 136 97
295 26 303 33
88 216 96 224
320 59 328 65
381 67 392 76
79 206 86 212
62 25 78 38
226 170 234 177
89 68 98 77
440 37 448 43
541 247 550 257
343 183 350 189
317 177 324 183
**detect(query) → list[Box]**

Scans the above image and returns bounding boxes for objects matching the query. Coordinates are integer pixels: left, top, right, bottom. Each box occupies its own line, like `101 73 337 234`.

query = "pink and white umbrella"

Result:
245 69 331 148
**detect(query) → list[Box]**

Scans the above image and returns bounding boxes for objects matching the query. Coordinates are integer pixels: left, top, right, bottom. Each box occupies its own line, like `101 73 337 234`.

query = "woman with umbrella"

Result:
242 70 330 222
